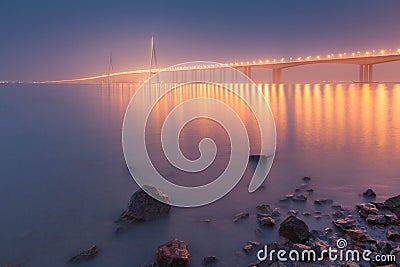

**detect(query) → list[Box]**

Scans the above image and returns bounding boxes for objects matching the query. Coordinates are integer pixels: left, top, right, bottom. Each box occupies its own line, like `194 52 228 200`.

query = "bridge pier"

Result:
272 68 282 84
359 64 373 82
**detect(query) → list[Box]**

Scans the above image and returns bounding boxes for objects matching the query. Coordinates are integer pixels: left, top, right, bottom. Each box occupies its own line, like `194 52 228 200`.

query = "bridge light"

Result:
266 60 269 63
316 56 320 60
235 62 238 65
241 62 244 65
366 51 370 56
397 48 400 54
246 61 250 65
280 58 285 62
290 57 293 61
380 50 385 54
297 57 302 61
259 60 263 64
352 53 355 57
357 51 361 54
327 55 331 59
273 59 276 63
252 60 256 64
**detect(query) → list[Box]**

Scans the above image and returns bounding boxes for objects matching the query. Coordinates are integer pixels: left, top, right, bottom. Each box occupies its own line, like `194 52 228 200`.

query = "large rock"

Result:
384 195 400 218
157 239 190 267
279 215 310 243
117 185 171 223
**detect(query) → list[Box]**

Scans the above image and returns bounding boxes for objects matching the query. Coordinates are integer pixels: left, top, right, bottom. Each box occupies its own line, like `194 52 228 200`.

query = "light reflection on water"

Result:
0 83 399 266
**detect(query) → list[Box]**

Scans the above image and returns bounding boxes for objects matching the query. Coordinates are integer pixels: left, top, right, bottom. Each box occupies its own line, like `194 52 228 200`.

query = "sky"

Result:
1 0 400 82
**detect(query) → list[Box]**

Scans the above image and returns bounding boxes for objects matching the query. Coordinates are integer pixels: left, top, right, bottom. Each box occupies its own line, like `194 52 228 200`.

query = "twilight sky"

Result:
1 0 400 82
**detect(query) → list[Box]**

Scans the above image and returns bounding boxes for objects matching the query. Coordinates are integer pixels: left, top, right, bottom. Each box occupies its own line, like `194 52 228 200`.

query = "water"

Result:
0 83 399 266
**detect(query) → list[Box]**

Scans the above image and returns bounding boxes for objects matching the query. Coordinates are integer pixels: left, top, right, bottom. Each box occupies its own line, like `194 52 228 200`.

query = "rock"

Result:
248 241 261 247
371 202 387 210
279 215 311 243
271 208 281 218
256 204 273 214
384 195 400 218
117 186 171 223
69 245 98 263
233 212 249 222
202 256 218 265
302 176 311 181
307 188 314 193
302 211 311 216
288 210 298 215
157 239 190 267
356 203 379 218
279 198 290 202
242 244 254 253
314 199 333 205
292 194 307 202
333 217 356 231
362 189 376 198
346 229 368 243
258 216 276 227
366 214 391 225
386 226 400 241
384 195 400 209
284 193 295 199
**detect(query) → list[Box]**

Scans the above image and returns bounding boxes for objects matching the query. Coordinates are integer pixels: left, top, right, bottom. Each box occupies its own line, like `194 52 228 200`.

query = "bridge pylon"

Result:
359 64 373 83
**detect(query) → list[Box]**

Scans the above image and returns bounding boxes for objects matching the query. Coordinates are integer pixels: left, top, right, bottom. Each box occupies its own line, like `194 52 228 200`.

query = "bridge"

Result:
42 45 400 84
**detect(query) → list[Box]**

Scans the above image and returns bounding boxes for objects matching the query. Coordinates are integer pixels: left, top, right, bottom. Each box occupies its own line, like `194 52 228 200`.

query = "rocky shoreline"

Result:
69 178 400 267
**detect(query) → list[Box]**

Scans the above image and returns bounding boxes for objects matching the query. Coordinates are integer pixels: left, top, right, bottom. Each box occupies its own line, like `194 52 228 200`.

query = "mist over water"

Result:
0 82 399 266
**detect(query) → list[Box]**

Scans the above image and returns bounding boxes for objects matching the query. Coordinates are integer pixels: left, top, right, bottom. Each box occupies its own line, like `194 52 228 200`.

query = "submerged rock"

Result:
292 194 307 202
362 189 376 198
157 239 190 267
202 256 218 265
117 185 171 223
256 204 273 214
279 215 310 243
69 245 98 263
258 216 276 227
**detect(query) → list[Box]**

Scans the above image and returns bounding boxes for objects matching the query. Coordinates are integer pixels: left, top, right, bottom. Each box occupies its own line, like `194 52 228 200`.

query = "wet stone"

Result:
117 186 171 223
356 203 379 218
157 239 190 267
279 215 311 244
362 188 377 198
258 216 276 227
292 194 307 202
333 217 356 231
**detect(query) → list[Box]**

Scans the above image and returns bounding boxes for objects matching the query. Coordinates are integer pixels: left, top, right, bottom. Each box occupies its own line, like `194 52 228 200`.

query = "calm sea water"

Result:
0 83 399 266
